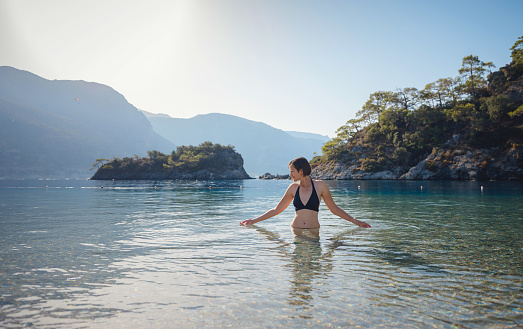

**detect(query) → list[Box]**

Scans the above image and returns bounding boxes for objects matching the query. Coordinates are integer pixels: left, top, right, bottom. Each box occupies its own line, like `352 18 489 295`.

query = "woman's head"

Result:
289 157 311 176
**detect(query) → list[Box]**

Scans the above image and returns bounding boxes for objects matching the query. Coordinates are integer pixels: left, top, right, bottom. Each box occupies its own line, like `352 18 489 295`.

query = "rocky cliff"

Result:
312 143 523 181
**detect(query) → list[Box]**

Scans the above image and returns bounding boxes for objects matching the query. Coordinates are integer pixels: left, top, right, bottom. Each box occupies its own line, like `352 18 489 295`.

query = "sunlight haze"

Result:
1 0 522 137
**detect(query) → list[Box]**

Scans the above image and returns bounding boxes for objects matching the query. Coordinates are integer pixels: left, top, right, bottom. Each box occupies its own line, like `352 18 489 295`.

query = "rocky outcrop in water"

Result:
312 145 523 180
90 143 252 180
258 173 291 180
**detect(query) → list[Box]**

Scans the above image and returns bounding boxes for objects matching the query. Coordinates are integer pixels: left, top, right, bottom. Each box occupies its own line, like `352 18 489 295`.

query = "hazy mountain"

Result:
285 131 330 143
142 112 326 175
0 66 174 178
0 66 327 178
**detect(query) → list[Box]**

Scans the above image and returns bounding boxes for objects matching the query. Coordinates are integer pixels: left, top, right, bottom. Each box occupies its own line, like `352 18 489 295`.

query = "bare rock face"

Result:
399 147 523 180
311 163 407 180
505 77 523 102
312 145 523 181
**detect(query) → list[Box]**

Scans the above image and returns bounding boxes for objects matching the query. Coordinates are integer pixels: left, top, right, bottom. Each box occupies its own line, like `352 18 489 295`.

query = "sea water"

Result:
0 179 522 328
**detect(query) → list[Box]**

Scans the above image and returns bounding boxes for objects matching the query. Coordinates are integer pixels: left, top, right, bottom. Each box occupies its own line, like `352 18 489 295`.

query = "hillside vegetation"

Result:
311 36 523 180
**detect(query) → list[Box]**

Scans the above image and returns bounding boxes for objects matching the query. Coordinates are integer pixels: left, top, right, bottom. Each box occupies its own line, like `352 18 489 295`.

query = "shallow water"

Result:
0 179 522 328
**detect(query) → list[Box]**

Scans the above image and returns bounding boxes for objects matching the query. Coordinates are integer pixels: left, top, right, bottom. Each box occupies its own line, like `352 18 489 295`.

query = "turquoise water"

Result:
0 179 522 328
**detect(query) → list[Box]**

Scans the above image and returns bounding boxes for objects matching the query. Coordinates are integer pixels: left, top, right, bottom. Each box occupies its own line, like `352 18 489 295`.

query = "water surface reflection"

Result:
250 226 372 319
1 179 522 328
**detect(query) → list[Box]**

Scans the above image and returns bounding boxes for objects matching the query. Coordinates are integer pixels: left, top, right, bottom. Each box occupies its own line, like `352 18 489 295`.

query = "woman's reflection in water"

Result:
252 226 357 316
288 228 326 312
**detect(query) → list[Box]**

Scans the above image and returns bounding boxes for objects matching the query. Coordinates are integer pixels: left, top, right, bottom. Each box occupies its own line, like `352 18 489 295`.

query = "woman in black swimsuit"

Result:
240 157 371 229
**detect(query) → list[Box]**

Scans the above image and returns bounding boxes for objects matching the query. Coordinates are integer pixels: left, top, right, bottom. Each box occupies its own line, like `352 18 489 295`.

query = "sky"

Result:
1 0 522 137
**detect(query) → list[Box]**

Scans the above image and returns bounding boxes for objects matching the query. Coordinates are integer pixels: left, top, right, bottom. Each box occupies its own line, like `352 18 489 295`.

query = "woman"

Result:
240 157 371 228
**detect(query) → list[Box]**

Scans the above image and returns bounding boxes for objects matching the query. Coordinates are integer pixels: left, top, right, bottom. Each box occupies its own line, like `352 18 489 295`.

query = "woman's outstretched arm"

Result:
240 184 295 226
319 181 371 228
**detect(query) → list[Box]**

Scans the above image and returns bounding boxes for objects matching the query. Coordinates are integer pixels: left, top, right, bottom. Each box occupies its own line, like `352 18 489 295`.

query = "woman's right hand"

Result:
240 219 255 226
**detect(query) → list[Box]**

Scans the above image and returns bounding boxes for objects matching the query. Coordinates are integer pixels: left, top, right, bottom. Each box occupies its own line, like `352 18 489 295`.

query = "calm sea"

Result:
1 179 522 328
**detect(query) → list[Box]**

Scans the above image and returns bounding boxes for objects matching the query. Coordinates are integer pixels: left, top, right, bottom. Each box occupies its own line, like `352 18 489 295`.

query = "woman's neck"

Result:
300 175 312 187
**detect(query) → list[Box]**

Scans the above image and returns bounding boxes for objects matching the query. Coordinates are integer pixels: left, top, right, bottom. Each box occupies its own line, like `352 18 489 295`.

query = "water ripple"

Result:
1 180 522 328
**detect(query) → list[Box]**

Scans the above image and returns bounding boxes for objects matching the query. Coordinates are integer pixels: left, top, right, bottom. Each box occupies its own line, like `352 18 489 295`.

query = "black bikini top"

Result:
293 178 320 212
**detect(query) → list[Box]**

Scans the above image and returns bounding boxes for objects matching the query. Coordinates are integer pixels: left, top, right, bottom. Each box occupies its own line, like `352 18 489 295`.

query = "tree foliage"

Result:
510 35 523 66
96 142 238 175
458 55 495 99
91 158 110 171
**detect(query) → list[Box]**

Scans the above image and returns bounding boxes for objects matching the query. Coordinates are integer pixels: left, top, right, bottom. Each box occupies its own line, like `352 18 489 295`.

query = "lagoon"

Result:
1 179 522 328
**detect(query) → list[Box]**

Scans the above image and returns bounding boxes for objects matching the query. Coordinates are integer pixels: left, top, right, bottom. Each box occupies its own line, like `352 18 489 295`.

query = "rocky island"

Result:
258 173 291 180
90 142 251 180
311 36 523 181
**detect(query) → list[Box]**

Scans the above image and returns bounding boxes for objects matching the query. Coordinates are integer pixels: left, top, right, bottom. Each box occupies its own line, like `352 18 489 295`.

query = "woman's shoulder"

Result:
312 179 328 191
285 182 300 195
311 178 326 185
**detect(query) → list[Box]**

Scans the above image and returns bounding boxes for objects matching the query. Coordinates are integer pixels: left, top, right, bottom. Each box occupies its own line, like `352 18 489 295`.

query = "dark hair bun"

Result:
289 157 311 176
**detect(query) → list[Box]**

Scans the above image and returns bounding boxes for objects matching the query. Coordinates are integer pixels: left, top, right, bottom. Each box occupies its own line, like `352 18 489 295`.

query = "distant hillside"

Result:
285 131 330 143
142 112 325 175
0 66 174 178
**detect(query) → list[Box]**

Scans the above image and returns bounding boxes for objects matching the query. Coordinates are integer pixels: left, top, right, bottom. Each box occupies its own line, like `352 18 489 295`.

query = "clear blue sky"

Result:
1 0 522 137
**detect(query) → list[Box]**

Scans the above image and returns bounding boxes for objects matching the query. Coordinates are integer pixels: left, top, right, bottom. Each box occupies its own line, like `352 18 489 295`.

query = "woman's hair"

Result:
289 157 311 176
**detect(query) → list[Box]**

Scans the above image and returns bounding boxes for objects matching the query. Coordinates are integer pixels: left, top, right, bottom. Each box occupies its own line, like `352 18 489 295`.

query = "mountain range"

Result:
0 66 328 178
142 111 328 175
